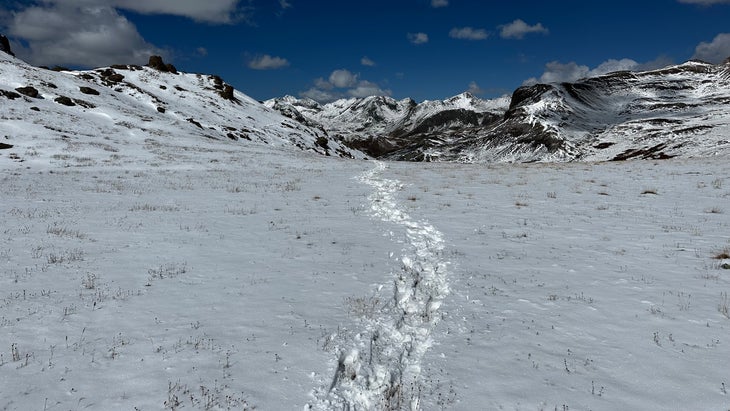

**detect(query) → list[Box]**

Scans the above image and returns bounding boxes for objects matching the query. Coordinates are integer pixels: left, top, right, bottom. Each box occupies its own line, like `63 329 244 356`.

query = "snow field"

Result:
1 142 729 410
0 147 392 410
313 162 449 409
385 159 730 410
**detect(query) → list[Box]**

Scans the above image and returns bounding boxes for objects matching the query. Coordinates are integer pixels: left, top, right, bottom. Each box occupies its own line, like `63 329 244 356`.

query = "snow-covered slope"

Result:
0 52 364 165
3 141 730 410
265 93 510 158
407 60 730 162
269 60 730 163
2 43 730 411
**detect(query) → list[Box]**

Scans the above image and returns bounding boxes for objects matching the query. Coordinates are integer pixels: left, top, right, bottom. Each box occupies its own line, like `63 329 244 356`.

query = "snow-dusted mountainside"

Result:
0 52 363 165
269 60 730 163
264 93 510 158
433 59 730 163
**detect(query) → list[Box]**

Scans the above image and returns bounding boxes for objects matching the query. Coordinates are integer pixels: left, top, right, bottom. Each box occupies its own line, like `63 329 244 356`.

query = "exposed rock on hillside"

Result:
268 60 730 163
0 35 13 56
0 51 364 164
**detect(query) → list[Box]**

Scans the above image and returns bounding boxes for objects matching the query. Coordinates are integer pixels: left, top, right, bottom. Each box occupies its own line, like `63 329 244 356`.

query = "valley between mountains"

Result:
2 47 730 410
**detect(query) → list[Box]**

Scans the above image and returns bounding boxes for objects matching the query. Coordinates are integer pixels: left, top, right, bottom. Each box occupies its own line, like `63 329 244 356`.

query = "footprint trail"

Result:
311 161 450 410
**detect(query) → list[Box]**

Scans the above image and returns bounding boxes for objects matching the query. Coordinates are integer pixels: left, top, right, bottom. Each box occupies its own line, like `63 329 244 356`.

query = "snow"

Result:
0 52 362 164
264 92 510 145
3 134 730 410
2 52 730 410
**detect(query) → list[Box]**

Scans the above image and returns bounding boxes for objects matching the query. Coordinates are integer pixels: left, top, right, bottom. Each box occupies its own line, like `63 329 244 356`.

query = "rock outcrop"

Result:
147 55 177 74
0 35 14 56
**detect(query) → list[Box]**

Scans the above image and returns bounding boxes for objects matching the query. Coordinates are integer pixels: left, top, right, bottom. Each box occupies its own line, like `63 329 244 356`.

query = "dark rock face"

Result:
148 55 165 70
507 84 553 115
15 86 39 98
96 69 124 84
1 89 22 99
54 96 75 106
1 35 14 56
220 85 235 100
148 55 177 73
107 73 124 83
79 86 100 95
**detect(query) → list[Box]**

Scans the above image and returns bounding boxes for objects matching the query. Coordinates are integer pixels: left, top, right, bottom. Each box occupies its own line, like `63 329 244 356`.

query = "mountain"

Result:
264 93 510 158
4 39 728 166
431 59 730 163
268 60 730 163
0 51 364 166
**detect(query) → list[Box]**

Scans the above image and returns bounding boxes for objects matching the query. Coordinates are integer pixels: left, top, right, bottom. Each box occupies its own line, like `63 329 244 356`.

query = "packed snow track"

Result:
311 161 450 410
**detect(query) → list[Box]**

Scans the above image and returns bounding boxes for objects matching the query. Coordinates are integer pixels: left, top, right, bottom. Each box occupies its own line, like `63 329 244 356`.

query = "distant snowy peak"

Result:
0 52 363 166
471 58 730 163
268 59 730 163
265 92 511 157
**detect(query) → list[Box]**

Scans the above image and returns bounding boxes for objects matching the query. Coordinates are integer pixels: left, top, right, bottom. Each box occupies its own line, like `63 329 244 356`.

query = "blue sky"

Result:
2 0 730 102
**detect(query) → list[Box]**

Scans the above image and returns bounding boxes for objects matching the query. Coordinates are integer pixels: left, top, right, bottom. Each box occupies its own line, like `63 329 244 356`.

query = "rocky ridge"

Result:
0 46 362 166
269 60 730 163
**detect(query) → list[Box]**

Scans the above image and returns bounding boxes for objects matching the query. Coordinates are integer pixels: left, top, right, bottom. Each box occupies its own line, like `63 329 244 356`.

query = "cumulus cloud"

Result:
431 0 449 7
677 0 730 4
408 32 429 45
348 80 391 98
314 77 334 90
110 0 245 23
449 27 489 40
329 69 358 87
693 33 730 63
523 57 673 85
6 3 161 67
248 54 289 70
299 69 391 103
499 19 549 39
467 81 485 95
299 87 340 103
361 56 376 66
2 0 253 67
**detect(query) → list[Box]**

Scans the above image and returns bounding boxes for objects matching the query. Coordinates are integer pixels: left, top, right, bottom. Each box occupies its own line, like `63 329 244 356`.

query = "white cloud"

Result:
300 70 391 102
196 47 208 56
299 87 340 103
3 0 253 67
112 0 245 23
523 61 589 85
431 0 449 7
467 81 484 95
348 80 392 98
449 27 489 40
408 32 429 45
248 54 289 70
523 57 673 85
329 69 358 88
314 77 334 90
499 19 549 39
279 0 292 9
361 56 376 66
590 58 641 75
678 0 730 4
693 33 730 63
635 55 675 71
7 3 161 67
